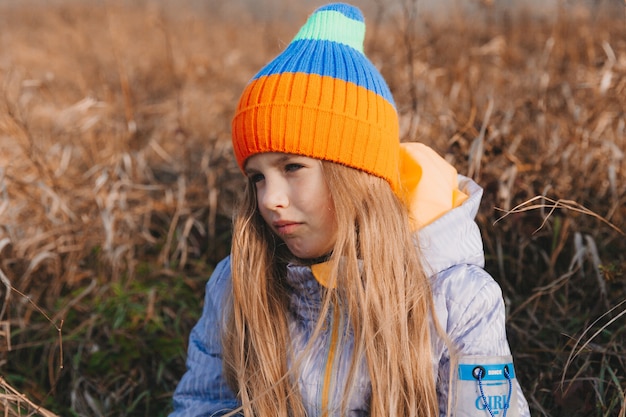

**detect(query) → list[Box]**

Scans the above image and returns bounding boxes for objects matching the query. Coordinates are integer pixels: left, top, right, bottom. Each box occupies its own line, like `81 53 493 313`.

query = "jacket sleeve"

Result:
432 264 531 417
169 257 242 417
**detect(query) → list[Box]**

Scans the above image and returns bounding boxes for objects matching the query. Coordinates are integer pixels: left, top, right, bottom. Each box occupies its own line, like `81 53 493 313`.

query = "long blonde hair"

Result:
223 160 439 417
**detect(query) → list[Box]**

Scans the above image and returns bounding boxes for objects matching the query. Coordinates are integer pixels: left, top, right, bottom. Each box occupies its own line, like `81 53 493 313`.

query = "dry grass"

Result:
0 0 625 416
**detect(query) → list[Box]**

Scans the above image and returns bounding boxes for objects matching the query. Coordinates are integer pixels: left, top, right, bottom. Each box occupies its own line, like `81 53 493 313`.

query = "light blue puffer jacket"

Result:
169 170 531 417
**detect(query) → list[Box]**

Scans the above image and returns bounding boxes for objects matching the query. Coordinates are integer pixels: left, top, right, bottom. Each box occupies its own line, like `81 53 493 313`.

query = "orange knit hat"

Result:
231 3 400 190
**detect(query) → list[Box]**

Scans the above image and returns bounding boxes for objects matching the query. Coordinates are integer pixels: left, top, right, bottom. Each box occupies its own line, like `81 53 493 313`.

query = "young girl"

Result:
171 3 531 417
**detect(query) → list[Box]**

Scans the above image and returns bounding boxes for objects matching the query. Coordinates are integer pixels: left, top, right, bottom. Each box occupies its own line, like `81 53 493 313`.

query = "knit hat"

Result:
231 3 400 190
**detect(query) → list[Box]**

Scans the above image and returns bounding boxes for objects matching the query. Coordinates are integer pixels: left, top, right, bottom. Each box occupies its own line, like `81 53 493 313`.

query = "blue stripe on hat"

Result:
316 3 364 21
253 39 395 107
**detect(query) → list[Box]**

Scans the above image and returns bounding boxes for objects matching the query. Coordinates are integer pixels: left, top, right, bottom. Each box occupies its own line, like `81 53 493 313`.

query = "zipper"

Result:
320 303 341 417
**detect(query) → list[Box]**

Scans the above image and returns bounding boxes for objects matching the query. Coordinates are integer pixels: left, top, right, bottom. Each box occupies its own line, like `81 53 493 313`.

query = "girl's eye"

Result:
285 163 303 172
249 173 264 184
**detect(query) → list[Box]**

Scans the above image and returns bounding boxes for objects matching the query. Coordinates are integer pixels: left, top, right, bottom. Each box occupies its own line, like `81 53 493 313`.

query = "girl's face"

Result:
245 152 338 260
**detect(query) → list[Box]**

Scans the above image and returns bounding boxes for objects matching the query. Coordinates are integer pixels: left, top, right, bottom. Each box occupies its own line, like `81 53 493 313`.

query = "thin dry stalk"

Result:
561 299 626 379
0 376 60 417
7 287 64 370
494 195 625 236
103 1 136 137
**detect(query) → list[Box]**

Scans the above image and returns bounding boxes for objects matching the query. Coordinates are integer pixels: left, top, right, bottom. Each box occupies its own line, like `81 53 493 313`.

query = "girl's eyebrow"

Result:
245 154 297 175
274 154 293 164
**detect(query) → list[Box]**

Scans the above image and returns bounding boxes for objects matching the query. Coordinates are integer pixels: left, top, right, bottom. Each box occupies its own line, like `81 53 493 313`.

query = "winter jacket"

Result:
169 144 531 417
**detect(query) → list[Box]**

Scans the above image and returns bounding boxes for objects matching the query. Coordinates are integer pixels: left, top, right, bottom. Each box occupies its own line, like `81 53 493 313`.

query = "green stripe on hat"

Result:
292 10 365 53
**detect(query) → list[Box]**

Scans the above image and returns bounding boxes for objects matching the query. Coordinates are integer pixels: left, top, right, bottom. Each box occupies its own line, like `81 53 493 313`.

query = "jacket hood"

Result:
399 142 485 276
416 173 485 277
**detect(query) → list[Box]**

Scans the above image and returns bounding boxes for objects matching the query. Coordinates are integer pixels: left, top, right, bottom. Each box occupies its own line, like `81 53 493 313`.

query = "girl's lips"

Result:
273 221 300 235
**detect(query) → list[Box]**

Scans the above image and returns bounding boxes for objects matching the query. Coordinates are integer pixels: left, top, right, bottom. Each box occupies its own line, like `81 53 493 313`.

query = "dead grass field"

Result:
0 0 625 416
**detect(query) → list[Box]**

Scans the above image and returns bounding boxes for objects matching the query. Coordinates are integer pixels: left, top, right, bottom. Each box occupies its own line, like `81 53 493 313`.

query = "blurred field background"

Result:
0 0 625 416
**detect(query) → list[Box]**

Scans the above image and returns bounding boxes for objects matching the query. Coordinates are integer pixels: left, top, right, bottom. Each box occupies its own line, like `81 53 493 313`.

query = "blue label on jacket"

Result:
458 363 515 381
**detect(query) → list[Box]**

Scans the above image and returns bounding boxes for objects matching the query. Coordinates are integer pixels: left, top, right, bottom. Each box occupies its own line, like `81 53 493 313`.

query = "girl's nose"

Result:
259 178 289 211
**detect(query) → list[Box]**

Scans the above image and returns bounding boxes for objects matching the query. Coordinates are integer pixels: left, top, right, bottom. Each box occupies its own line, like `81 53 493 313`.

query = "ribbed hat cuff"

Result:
232 102 399 190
